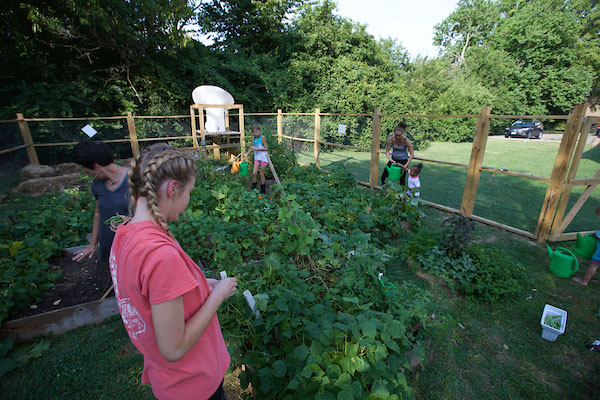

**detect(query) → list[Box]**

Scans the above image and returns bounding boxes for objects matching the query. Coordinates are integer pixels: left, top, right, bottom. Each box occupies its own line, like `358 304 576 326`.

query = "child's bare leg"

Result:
251 163 259 189
573 261 600 286
260 165 266 185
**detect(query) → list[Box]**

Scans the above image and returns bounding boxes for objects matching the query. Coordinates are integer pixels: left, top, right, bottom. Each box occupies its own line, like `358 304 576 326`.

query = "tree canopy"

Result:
1 0 598 141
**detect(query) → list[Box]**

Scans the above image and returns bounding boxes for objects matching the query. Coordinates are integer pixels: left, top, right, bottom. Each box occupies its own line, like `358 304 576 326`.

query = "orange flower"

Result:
258 195 263 199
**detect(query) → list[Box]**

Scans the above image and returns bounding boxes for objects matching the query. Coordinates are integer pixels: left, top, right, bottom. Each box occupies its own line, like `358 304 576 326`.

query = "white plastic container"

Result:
540 304 567 342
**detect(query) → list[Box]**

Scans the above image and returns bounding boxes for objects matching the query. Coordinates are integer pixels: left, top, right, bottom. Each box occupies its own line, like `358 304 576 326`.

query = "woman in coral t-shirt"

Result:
110 144 237 400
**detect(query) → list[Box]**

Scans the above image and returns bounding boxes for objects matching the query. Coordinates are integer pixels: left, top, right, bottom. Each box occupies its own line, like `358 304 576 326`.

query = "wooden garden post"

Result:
460 106 492 216
277 109 283 144
225 109 231 159
314 108 321 168
199 107 206 156
369 108 382 189
239 105 246 157
16 113 39 164
126 112 139 159
190 106 200 151
550 111 592 236
536 103 587 243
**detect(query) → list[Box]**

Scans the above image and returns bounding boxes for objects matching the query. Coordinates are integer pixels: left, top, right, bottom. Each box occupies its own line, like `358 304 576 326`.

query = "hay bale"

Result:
54 163 81 175
13 173 84 196
21 164 56 180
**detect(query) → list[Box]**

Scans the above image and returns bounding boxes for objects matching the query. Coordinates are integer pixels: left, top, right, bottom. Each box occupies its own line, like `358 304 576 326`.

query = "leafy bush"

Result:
440 214 475 258
0 239 61 323
466 245 525 302
222 254 423 399
170 159 431 397
0 187 94 324
406 220 524 302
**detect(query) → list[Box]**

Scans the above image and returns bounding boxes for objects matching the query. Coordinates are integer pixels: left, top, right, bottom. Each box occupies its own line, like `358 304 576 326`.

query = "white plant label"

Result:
219 271 227 279
81 124 98 138
243 289 260 318
338 124 347 134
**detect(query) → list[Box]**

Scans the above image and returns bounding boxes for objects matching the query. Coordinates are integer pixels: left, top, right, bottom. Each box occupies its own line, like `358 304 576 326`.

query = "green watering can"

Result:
385 164 404 181
239 162 249 176
546 245 579 278
571 233 597 260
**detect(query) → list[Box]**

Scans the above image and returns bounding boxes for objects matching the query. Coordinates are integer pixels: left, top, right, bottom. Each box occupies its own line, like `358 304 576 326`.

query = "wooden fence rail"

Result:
2 104 598 243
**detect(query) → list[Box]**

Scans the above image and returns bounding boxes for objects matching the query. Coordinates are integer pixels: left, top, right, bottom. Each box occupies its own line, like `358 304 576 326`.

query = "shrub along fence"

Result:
1 104 599 243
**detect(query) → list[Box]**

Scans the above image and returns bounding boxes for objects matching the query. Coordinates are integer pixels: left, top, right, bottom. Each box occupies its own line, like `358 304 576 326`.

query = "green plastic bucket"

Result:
239 162 249 176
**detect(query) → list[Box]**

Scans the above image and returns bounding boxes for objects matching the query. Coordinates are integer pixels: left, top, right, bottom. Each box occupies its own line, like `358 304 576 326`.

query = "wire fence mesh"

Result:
0 121 23 151
24 119 131 164
2 110 595 238
135 117 194 152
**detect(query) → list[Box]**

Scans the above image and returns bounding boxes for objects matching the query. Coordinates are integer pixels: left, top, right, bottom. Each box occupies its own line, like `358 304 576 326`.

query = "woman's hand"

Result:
72 242 97 262
210 278 238 301
206 278 218 291
108 214 131 232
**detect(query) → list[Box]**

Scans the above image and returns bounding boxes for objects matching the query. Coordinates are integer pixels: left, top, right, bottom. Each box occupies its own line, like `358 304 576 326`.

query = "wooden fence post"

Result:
16 113 39 164
225 109 231 159
553 169 600 237
190 106 200 151
277 109 283 144
536 103 587 243
314 108 321 167
240 106 245 157
199 107 206 156
460 106 492 216
369 108 382 189
126 112 140 159
550 113 592 236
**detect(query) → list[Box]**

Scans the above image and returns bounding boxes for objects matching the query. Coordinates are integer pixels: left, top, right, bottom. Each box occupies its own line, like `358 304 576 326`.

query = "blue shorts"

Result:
592 234 600 263
592 247 600 263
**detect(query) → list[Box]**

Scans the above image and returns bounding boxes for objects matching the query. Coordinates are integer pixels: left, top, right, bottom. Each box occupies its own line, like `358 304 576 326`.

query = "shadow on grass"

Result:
581 144 600 162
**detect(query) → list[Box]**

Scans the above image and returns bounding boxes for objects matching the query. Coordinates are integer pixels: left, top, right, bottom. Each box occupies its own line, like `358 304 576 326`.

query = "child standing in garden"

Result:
573 206 600 286
407 163 423 197
110 144 238 400
244 124 269 194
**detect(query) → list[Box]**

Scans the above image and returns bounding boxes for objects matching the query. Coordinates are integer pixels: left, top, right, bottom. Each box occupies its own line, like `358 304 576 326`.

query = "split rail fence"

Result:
1 103 599 244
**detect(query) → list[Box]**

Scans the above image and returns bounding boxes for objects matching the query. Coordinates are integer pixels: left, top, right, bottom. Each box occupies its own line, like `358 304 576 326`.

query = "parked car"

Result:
596 123 600 136
504 120 544 139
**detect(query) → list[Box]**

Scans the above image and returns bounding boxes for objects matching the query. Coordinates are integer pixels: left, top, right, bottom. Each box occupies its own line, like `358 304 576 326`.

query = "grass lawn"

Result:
401 209 600 400
296 137 600 234
3 208 600 399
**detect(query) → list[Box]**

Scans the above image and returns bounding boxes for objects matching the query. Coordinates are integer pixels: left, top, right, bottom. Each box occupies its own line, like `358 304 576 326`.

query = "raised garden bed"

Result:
1 252 116 339
9 253 112 320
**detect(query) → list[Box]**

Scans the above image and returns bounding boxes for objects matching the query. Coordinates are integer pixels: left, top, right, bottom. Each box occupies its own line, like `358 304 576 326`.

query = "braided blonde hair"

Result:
129 144 197 236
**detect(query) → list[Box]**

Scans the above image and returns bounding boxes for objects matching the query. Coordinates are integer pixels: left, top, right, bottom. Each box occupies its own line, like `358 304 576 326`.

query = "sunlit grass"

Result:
295 137 600 234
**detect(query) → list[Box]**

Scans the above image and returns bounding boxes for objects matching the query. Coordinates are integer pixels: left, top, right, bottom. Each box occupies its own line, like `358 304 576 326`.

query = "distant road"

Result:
493 133 597 144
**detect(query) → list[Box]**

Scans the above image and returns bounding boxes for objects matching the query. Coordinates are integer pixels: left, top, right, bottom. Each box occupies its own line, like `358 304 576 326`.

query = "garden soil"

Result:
8 254 112 320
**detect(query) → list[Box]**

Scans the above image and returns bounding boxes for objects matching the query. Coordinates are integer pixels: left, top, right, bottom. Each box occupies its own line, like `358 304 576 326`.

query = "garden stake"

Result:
99 284 113 301
265 153 281 187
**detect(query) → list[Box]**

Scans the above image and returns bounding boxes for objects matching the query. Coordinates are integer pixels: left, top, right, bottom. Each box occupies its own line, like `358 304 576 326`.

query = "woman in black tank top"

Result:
382 122 414 185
